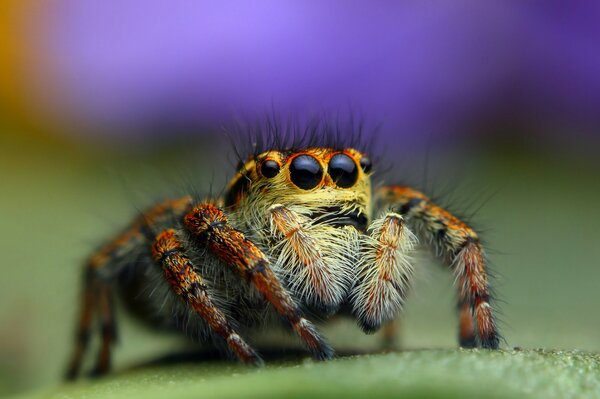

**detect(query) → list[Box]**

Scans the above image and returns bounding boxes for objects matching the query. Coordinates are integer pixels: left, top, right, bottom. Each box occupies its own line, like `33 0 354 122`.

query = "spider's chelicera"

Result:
66 137 500 378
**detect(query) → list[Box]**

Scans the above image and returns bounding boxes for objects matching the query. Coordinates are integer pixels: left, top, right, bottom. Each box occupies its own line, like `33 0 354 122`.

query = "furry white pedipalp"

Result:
268 204 359 310
350 212 417 331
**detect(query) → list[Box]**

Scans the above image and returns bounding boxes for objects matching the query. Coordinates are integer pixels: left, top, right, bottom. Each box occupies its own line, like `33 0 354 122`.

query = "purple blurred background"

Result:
22 0 600 146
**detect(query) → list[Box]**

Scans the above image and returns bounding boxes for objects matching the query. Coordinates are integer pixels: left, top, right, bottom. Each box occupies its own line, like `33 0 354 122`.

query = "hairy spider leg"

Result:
376 186 500 349
183 203 333 360
94 284 116 375
65 197 193 379
457 274 477 347
65 281 96 380
151 229 262 365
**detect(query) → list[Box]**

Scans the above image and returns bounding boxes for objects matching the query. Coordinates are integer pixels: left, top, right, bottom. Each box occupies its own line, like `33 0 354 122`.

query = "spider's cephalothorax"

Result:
66 142 500 379
226 148 374 312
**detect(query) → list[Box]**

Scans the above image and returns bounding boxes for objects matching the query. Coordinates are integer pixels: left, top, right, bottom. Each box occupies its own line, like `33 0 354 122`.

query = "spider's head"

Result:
225 147 373 230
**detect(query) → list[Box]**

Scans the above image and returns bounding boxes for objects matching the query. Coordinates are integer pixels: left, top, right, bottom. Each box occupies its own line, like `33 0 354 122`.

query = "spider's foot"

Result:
459 334 477 349
64 364 80 381
227 333 265 367
357 318 382 335
294 318 334 361
480 333 500 349
89 364 110 378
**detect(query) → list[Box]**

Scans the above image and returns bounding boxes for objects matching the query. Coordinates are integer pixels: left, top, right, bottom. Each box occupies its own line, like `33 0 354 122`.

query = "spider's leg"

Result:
457 274 476 347
376 186 499 349
92 283 117 376
66 197 193 380
350 212 416 333
65 279 96 380
151 229 262 365
183 203 333 360
66 237 135 380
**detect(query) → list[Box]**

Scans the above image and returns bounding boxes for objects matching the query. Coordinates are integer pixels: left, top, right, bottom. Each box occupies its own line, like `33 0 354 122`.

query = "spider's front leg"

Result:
376 186 500 349
152 229 262 365
183 203 333 360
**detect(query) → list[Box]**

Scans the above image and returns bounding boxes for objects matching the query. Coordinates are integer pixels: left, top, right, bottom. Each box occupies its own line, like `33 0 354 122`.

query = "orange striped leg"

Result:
65 282 96 380
376 186 499 349
457 275 476 348
152 229 262 365
92 283 119 376
184 203 333 360
66 265 119 379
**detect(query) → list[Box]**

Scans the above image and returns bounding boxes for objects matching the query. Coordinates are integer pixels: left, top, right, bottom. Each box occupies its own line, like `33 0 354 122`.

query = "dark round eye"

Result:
260 159 280 178
329 153 358 188
360 157 372 173
289 155 323 190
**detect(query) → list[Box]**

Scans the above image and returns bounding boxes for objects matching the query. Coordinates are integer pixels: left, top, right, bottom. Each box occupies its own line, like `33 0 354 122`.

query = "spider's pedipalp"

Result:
376 185 500 349
350 212 417 332
269 204 353 311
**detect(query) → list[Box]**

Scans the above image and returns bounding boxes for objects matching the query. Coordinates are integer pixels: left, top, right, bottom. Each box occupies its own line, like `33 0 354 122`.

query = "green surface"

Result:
14 350 600 399
1 135 600 398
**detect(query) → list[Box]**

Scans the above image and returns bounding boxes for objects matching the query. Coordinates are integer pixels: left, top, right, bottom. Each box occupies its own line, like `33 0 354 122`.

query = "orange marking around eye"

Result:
226 147 370 206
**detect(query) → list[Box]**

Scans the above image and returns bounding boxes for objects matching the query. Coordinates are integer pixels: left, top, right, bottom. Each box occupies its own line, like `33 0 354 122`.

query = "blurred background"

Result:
1 1 599 396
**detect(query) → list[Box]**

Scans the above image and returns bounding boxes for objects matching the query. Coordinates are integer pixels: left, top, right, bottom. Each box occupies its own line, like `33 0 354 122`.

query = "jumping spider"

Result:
66 133 500 378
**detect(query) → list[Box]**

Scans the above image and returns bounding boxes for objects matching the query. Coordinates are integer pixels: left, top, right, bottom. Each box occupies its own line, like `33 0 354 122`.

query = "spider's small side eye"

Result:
329 153 358 188
260 159 280 178
289 155 323 190
360 157 372 174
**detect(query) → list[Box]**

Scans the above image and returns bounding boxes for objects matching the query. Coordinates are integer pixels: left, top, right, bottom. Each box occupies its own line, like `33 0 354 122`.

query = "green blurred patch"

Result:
14 350 600 399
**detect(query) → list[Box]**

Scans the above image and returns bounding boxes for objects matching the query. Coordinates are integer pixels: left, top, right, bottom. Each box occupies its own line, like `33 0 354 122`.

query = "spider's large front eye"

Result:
289 155 323 190
329 153 358 188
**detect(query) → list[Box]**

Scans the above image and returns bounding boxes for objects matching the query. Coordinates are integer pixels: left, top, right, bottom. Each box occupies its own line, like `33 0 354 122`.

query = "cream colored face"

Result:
225 147 373 230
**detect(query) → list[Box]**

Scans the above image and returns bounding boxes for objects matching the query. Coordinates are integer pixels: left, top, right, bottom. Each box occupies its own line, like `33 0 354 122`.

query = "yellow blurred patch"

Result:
0 0 63 139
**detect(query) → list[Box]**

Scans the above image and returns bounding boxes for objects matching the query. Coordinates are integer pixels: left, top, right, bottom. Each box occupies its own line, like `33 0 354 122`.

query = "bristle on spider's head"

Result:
227 113 378 165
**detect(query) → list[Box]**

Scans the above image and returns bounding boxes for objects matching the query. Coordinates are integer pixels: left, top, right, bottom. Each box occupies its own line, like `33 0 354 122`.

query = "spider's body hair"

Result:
228 114 376 167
